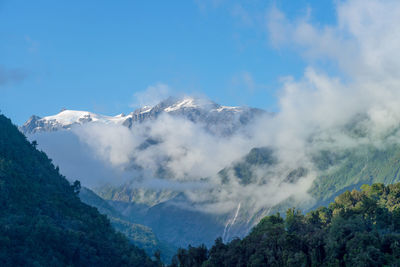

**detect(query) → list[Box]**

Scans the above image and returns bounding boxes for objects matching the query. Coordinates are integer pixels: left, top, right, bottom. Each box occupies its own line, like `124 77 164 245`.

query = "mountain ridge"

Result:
20 96 266 136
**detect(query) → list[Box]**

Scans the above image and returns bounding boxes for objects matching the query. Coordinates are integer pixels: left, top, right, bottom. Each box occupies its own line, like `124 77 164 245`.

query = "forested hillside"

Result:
311 144 400 204
171 183 400 266
0 114 157 266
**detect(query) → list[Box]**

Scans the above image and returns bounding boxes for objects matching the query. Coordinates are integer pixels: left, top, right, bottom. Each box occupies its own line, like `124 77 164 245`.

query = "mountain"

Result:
0 114 157 266
96 186 227 248
171 183 400 266
19 96 400 254
310 144 400 207
79 187 177 262
215 142 400 235
93 147 288 249
18 97 269 249
20 96 266 136
20 110 131 134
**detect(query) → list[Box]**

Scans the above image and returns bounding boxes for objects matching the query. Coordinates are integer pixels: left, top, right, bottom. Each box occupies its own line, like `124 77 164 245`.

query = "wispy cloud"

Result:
0 66 28 87
231 71 268 94
25 35 40 53
231 4 253 26
194 0 225 12
131 83 171 108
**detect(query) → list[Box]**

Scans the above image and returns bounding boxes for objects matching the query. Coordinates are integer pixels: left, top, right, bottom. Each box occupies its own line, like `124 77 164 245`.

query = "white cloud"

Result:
72 122 142 167
131 83 170 108
267 0 400 82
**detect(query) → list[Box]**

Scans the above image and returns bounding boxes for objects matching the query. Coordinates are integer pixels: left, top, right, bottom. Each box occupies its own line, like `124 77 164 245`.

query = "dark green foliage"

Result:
71 180 81 195
244 147 276 166
173 245 208 267
285 167 308 183
171 183 400 266
0 115 156 266
219 146 277 185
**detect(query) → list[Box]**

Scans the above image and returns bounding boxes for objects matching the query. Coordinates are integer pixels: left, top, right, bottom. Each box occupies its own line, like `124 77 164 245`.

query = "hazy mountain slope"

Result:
90 146 308 248
0 114 156 266
79 186 176 262
139 196 225 248
96 184 178 207
96 187 226 248
311 144 400 206
225 142 400 214
197 141 400 241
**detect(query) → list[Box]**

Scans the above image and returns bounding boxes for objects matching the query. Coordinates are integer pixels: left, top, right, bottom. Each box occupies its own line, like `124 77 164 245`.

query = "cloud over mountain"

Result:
22 1 400 233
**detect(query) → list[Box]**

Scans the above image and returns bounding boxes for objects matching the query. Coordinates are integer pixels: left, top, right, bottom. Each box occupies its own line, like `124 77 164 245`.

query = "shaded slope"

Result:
0 115 156 266
101 192 225 249
79 187 177 262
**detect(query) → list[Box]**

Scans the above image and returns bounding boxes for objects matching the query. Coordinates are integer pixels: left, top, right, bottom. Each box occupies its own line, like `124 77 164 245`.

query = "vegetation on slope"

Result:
95 182 225 249
171 183 400 266
311 144 400 204
0 115 157 266
79 187 177 262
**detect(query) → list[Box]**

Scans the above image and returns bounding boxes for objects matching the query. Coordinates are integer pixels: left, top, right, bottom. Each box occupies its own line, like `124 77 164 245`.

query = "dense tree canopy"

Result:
0 115 157 266
171 183 400 266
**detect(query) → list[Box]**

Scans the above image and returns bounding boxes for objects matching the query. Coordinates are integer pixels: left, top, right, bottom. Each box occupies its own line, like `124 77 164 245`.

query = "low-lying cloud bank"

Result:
30 0 400 218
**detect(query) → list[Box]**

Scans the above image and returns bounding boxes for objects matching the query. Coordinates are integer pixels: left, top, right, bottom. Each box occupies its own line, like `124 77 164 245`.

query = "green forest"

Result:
170 183 400 266
0 114 157 266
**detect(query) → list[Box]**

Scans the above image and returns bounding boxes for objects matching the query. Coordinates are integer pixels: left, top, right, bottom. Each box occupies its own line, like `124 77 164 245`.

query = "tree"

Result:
71 180 81 195
154 250 162 267
31 140 38 148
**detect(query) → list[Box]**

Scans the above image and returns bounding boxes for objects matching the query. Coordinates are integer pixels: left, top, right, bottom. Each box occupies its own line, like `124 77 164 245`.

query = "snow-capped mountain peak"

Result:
42 110 94 124
20 109 132 134
164 97 198 112
42 109 130 124
20 97 267 135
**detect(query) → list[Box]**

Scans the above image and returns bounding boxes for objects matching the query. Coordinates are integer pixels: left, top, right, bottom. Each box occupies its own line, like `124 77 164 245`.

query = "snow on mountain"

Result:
42 110 127 125
164 97 198 112
215 106 241 113
20 110 132 134
20 97 266 135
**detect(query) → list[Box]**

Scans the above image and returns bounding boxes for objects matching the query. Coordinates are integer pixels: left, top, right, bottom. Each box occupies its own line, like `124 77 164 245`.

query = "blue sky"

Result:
0 0 336 125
